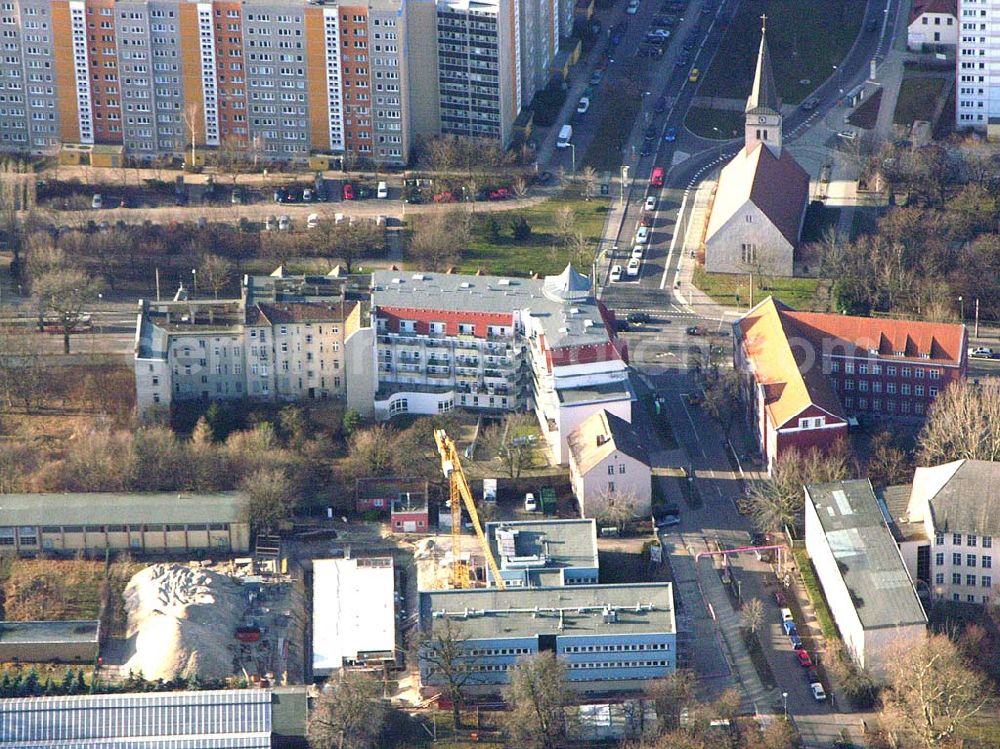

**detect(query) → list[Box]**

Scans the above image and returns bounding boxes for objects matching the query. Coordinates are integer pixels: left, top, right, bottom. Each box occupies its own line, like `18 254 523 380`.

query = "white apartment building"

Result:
134 273 364 414
956 0 1000 134
885 460 1000 605
369 266 633 464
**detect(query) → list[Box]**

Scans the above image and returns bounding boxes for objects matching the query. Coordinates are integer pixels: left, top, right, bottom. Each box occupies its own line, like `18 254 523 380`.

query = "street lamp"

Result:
958 295 964 322
620 165 630 206
192 268 197 293
833 64 843 94
782 691 788 718
569 143 576 175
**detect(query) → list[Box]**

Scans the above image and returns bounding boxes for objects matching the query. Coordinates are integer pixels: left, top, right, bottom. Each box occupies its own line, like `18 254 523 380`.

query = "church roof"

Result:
705 142 809 247
746 27 780 115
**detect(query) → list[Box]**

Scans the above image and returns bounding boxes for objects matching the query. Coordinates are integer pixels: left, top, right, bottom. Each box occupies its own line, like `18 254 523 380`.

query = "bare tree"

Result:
866 431 912 488
341 424 398 481
478 412 534 478
746 442 850 536
588 486 639 532
198 254 233 299
503 652 569 749
240 467 295 534
306 671 387 749
647 669 696 732
33 268 100 354
408 209 469 272
918 379 1000 465
414 618 475 729
554 205 576 246
701 369 741 440
512 176 529 199
740 597 764 638
880 634 990 749
579 165 598 199
0 331 48 412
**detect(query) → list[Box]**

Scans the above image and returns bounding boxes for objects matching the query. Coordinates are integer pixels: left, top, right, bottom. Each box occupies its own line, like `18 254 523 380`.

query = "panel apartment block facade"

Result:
957 0 998 134
134 291 361 414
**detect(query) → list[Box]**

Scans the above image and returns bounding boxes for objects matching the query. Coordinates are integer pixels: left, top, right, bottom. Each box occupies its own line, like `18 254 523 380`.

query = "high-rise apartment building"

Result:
956 0 996 133
0 0 568 160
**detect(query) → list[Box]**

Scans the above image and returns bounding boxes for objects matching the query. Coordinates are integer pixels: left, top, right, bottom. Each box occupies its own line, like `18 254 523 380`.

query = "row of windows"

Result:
568 660 671 670
467 647 531 657
842 397 924 414
563 643 670 653
838 380 937 397
830 360 941 378
0 523 230 544
936 533 993 548
937 573 992 588
936 552 992 568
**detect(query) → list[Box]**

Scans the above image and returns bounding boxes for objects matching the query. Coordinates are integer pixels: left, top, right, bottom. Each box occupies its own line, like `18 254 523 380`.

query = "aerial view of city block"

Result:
0 0 998 747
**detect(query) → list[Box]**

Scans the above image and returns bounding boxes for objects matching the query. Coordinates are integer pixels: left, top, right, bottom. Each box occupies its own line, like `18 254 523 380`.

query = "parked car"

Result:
590 69 604 85
688 68 700 82
970 347 995 359
377 181 388 199
810 682 827 702
782 620 798 636
796 649 813 667
524 493 538 512
655 513 680 528
264 215 275 231
577 97 590 114
626 258 641 276
789 632 803 650
302 187 315 202
635 225 650 244
626 0 640 14
432 191 457 203
278 215 290 231
686 325 705 335
91 194 103 210
801 96 820 111
342 182 355 200
773 591 786 606
615 319 630 332
610 264 624 282
645 195 657 211
307 213 320 229
780 607 794 623
664 127 677 142
837 129 858 141
627 312 652 324
489 187 511 201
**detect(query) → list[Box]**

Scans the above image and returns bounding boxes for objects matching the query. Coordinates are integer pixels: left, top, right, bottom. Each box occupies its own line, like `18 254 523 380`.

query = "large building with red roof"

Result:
734 298 967 473
370 266 634 464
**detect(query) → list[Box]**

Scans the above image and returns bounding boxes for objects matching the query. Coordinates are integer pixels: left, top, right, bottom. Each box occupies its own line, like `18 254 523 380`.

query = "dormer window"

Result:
894 351 904 357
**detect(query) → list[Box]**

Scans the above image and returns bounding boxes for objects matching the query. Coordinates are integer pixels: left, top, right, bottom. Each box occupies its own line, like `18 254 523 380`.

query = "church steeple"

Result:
745 16 782 157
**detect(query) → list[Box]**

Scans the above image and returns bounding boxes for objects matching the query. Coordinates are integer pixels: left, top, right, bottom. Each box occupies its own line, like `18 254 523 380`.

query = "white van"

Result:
557 124 573 148
524 493 538 512
377 181 388 199
307 213 320 229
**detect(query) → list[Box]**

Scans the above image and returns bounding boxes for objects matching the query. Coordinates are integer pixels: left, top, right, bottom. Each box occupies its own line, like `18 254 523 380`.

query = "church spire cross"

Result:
760 13 767 32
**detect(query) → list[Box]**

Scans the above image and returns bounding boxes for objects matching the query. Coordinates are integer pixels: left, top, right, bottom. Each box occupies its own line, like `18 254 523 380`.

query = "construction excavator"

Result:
433 429 505 590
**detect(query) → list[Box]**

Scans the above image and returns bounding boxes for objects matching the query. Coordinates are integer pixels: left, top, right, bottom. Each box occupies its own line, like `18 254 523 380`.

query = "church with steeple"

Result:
704 19 809 277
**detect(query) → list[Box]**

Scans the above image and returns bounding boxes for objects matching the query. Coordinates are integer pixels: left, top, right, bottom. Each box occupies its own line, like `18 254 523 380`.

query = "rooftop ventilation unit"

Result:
498 278 511 286
392 278 402 284
411 274 426 281
460 282 472 289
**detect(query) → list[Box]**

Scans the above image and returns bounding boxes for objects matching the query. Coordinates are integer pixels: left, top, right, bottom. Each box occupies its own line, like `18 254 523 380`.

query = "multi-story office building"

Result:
0 0 568 159
134 272 365 413
957 0 997 134
418 583 676 694
734 297 966 473
369 265 633 464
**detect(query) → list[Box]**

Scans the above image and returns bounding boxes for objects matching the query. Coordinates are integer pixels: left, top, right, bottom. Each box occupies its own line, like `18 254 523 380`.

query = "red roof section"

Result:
784 311 966 365
910 0 956 24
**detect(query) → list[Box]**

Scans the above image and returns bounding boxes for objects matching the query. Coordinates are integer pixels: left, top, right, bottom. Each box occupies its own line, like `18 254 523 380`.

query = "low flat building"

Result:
0 620 99 663
391 490 430 534
0 492 250 555
418 583 676 694
312 557 397 677
804 480 927 679
567 409 652 520
0 688 272 748
484 519 599 587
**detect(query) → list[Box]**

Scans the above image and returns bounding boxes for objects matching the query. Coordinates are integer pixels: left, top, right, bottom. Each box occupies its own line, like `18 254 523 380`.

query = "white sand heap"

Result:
123 563 246 681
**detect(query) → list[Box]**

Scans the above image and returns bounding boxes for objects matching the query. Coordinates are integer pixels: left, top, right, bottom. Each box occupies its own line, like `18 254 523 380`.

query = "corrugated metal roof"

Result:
0 689 272 748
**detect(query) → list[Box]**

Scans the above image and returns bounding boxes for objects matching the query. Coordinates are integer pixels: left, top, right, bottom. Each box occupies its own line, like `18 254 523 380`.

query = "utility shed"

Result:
0 620 99 663
312 557 397 677
804 480 928 680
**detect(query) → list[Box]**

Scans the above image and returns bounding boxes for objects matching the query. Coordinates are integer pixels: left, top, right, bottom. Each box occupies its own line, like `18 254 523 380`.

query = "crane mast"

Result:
433 429 506 590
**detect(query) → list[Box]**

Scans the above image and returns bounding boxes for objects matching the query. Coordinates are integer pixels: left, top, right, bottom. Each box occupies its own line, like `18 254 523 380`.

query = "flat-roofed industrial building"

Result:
0 620 99 663
0 492 250 555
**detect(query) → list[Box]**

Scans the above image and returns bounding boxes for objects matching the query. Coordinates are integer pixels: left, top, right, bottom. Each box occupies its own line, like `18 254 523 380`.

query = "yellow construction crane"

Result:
434 429 506 590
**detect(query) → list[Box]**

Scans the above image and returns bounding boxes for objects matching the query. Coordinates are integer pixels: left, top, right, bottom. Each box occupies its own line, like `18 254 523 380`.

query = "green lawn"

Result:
459 194 611 277
893 76 945 126
692 266 828 311
698 0 866 104
684 107 744 140
793 549 839 642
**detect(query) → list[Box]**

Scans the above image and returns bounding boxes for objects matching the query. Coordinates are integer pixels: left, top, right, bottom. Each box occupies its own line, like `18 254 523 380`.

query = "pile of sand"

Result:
122 563 246 681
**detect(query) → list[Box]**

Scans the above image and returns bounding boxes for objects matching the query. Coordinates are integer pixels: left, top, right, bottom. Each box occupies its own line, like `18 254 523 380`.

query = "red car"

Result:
796 650 813 668
641 213 654 227
489 187 511 201
774 591 786 606
432 191 457 203
342 182 355 200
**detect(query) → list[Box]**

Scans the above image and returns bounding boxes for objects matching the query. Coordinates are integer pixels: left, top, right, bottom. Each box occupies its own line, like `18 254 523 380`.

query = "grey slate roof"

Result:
420 583 675 640
371 267 613 350
920 460 1000 536
485 519 599 572
0 492 248 527
567 409 650 475
875 484 927 542
746 28 781 115
805 480 927 630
